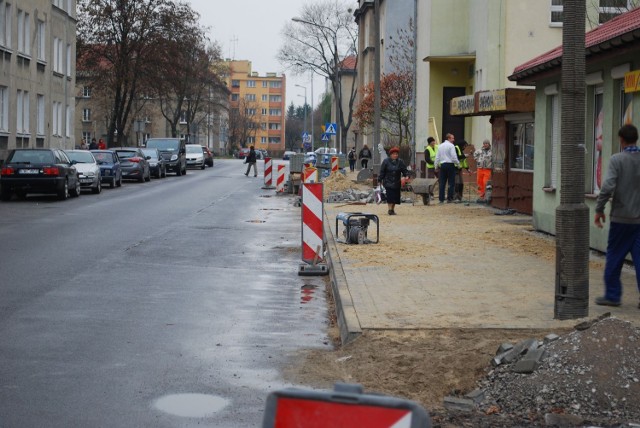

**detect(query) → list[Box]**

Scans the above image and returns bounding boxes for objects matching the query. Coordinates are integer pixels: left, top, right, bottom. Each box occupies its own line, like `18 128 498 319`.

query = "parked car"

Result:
140 147 166 178
186 144 205 170
145 138 187 176
283 151 297 160
238 147 251 159
64 150 102 194
304 152 317 166
0 148 81 201
91 150 122 188
201 146 214 167
113 147 151 182
314 147 339 155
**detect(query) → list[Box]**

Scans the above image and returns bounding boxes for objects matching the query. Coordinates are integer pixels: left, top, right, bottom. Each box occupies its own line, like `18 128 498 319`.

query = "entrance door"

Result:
442 87 466 140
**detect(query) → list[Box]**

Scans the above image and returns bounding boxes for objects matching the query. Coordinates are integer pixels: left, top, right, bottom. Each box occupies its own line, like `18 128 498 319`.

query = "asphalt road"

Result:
0 159 330 427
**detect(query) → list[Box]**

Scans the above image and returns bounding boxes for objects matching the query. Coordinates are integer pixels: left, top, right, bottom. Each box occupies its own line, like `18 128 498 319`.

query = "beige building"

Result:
225 60 286 154
0 0 77 161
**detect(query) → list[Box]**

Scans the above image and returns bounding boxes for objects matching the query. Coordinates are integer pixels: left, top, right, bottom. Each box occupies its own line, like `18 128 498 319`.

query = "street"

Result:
0 159 330 427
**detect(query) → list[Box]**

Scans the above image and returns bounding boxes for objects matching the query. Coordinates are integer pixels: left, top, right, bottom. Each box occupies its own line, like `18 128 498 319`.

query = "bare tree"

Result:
278 0 358 153
227 99 260 151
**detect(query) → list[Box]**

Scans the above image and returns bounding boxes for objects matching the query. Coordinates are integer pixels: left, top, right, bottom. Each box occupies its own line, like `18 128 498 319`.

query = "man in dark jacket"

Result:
244 146 257 177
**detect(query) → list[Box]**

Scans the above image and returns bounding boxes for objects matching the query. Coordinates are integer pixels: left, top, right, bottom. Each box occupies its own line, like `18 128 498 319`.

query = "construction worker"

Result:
454 140 470 201
424 137 438 179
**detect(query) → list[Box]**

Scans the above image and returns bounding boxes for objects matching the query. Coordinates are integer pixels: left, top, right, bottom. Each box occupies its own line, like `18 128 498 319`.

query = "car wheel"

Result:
117 173 122 187
144 168 151 182
138 171 145 182
0 187 11 201
162 166 167 178
200 162 205 170
70 179 81 197
176 166 182 176
110 177 116 188
92 179 101 194
58 179 69 200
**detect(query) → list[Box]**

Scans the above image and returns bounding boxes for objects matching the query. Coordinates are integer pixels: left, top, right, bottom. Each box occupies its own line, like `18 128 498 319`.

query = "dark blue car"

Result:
91 150 123 188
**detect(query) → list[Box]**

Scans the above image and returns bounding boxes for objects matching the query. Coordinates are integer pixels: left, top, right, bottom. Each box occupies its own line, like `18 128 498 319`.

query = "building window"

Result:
261 122 267 130
37 20 46 61
269 109 281 116
262 81 268 88
82 131 91 144
0 1 11 48
82 108 91 122
261 136 267 143
82 86 91 98
52 101 62 136
53 37 64 73
261 94 268 102
245 94 256 101
269 95 282 103
550 0 563 26
245 108 256 116
180 111 187 124
66 44 71 76
269 81 282 88
17 10 31 56
592 86 604 193
599 0 632 24
509 122 534 171
231 80 240 88
66 105 71 137
0 86 7 132
37 94 45 135
545 94 559 189
268 123 281 130
231 93 239 101
261 108 267 115
268 137 281 144
16 90 30 134
247 80 256 88
246 136 255 144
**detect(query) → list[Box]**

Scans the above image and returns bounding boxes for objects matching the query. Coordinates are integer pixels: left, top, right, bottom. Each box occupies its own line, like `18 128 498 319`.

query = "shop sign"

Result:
450 95 475 115
478 89 507 112
624 70 640 93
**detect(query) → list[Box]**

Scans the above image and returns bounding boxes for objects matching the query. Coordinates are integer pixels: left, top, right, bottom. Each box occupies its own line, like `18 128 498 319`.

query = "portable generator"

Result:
335 212 379 245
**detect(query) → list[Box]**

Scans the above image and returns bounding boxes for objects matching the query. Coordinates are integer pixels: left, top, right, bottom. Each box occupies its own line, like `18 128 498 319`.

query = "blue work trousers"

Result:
438 163 457 203
604 222 640 302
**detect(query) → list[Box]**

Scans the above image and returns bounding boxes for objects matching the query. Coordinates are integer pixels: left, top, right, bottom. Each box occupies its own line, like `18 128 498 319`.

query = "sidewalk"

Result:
322 172 640 344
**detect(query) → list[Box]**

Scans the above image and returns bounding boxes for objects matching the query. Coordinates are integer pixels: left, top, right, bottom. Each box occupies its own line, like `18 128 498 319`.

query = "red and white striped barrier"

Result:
276 164 286 193
263 157 273 187
301 183 324 263
331 156 339 173
303 166 318 183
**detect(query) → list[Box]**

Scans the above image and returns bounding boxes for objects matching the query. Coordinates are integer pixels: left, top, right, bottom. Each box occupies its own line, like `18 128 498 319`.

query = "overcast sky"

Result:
187 0 328 109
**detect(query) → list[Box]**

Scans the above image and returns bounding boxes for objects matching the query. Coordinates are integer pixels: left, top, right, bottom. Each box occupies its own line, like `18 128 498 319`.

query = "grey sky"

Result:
187 0 328 109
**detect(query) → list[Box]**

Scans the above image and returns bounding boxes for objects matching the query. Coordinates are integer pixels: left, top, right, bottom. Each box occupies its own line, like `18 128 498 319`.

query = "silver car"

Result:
186 144 205 169
64 150 102 194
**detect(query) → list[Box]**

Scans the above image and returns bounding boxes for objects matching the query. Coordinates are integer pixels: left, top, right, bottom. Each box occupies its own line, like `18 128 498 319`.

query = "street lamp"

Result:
295 84 308 151
291 17 341 153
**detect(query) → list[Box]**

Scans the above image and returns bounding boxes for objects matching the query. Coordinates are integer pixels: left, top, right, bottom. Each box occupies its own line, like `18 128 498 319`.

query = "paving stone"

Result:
544 333 560 344
464 389 485 404
496 343 514 354
513 348 546 374
502 338 538 363
443 396 475 412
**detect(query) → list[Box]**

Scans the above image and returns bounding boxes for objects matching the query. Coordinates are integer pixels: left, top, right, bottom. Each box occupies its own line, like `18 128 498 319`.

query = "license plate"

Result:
80 178 93 183
19 169 39 174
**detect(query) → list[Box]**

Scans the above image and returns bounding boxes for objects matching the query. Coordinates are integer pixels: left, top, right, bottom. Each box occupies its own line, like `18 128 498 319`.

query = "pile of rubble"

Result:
443 315 640 426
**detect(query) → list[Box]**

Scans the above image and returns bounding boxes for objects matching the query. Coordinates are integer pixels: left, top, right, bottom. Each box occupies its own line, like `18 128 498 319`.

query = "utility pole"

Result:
295 84 308 151
373 0 381 166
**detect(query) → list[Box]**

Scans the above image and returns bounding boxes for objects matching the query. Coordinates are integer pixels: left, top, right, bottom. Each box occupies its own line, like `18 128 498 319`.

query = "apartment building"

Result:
0 0 76 161
225 60 286 154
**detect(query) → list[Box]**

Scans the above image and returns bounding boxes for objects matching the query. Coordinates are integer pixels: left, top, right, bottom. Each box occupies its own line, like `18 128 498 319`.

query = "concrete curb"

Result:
323 210 362 345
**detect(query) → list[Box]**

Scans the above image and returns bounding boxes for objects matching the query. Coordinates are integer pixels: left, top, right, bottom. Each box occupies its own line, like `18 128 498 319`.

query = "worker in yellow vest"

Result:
424 136 438 179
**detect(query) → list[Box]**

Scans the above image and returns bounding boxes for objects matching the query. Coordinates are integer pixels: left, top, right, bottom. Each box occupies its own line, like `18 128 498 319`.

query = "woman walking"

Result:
378 147 408 215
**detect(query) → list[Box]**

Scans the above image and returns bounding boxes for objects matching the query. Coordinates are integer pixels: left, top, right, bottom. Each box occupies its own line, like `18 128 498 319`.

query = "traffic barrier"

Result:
298 182 328 276
276 164 286 193
262 157 274 188
303 166 318 183
331 156 339 173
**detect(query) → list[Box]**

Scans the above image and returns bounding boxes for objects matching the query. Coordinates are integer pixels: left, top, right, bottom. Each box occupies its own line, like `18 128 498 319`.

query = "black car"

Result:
113 147 151 182
140 147 166 178
91 150 123 188
0 148 81 201
144 138 187 176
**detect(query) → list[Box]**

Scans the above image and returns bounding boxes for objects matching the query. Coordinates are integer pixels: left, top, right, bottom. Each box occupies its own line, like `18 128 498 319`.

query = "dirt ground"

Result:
281 172 640 426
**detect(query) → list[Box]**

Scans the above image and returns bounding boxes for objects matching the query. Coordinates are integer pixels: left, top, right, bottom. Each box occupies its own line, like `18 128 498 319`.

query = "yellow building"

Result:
225 60 286 155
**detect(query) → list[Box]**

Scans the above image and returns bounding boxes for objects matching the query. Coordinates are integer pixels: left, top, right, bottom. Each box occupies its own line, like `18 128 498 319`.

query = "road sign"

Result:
325 122 337 135
321 133 330 142
303 142 311 151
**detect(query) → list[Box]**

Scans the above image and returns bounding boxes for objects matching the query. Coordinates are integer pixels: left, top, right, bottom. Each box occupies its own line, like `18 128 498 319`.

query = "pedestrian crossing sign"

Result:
325 123 337 135
321 133 330 142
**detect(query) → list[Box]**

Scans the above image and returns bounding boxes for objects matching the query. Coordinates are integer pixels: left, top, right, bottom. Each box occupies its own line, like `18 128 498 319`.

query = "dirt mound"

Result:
472 316 640 425
322 172 362 198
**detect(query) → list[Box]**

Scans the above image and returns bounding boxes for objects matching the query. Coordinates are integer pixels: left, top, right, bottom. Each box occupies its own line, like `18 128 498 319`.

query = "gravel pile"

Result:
477 317 640 426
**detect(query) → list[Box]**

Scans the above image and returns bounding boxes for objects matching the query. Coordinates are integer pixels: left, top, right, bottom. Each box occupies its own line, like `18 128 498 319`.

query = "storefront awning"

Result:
450 88 535 117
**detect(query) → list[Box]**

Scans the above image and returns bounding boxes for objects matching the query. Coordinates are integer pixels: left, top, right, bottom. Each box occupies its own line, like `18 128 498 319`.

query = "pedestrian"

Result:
80 139 88 150
434 133 460 203
89 138 98 150
594 124 640 308
378 146 408 215
424 137 438 179
454 140 470 201
348 147 357 172
473 139 493 202
359 144 372 169
244 145 257 177
98 138 106 150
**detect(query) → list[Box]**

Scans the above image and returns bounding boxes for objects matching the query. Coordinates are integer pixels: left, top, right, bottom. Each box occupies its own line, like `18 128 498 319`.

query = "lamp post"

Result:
295 84 308 151
291 17 341 153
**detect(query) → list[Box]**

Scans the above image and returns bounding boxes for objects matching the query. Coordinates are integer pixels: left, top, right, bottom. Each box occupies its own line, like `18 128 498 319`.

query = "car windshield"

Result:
66 151 95 163
146 139 180 151
116 150 137 160
141 149 158 159
186 145 202 153
93 153 114 164
8 150 55 164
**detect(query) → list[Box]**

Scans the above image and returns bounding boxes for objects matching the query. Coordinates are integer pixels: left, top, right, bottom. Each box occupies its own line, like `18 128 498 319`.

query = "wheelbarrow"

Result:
406 178 437 205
